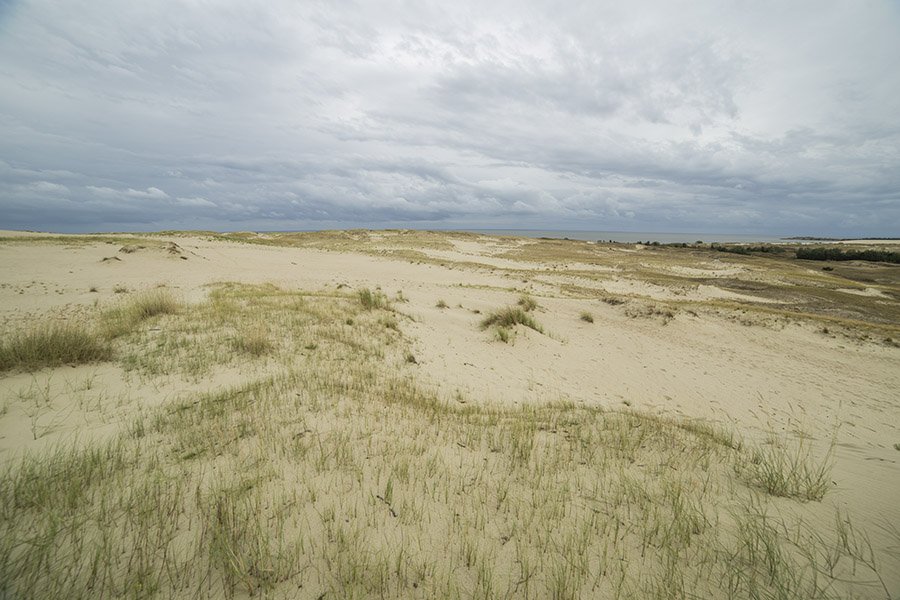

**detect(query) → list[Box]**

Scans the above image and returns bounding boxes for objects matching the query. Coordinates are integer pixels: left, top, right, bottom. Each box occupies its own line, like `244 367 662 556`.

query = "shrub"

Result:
711 244 785 255
579 311 594 323
796 247 900 264
436 299 448 309
0 322 111 371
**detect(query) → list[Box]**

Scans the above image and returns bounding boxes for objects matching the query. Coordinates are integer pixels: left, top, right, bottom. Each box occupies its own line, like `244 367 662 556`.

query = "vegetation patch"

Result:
517 294 539 312
100 288 181 339
480 306 543 333
796 247 900 264
231 325 273 357
357 287 390 310
739 434 835 501
0 322 111 372
0 284 891 599
711 244 786 255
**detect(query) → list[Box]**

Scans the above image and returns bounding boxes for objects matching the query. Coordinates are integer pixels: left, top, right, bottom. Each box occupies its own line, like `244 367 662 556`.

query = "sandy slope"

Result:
1 231 898 592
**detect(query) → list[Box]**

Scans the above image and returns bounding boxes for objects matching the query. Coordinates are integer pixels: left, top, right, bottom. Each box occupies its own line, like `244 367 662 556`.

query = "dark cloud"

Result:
1 0 898 235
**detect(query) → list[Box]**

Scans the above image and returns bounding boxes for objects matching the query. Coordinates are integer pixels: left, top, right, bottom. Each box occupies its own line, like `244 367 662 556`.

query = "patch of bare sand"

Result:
837 239 900 245
838 287 889 298
668 263 747 277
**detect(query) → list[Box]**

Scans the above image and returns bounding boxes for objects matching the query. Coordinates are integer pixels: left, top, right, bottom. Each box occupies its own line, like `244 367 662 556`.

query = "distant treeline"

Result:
710 244 785 255
796 247 900 264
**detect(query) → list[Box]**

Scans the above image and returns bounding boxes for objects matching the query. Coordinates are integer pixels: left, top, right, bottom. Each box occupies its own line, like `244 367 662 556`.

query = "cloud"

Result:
125 187 168 199
0 0 898 235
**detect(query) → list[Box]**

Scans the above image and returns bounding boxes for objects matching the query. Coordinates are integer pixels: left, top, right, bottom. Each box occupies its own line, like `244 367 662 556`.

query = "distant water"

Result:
454 229 787 244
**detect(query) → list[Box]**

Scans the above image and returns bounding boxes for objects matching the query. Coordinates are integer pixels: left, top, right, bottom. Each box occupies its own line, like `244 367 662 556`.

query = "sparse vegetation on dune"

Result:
0 282 890 599
1 225 898 600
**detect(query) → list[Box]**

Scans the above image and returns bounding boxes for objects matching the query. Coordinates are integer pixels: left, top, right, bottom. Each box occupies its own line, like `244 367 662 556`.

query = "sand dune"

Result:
0 230 897 598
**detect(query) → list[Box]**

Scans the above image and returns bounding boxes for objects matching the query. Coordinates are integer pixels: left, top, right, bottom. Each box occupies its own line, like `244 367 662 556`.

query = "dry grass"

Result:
0 322 111 372
480 306 543 332
357 287 390 310
517 294 539 312
100 288 182 339
153 230 900 337
0 281 892 599
231 325 273 357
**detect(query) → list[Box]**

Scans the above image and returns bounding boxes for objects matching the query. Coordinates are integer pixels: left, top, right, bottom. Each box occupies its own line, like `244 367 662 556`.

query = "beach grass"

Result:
0 282 890 599
0 322 111 372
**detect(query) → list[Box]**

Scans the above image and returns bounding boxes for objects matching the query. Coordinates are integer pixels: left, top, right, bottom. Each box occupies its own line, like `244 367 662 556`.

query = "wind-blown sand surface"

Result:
0 230 898 598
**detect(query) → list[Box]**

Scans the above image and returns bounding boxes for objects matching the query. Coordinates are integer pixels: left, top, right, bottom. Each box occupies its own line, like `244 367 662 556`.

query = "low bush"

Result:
796 247 900 264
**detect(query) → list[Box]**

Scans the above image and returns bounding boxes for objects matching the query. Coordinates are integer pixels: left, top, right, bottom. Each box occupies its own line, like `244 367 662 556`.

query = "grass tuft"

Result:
101 288 181 339
740 434 834 501
357 288 389 310
517 294 538 312
480 306 543 333
0 322 111 371
232 326 273 357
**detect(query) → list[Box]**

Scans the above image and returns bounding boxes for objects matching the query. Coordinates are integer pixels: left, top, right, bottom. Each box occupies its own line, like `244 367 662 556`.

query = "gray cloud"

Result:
1 0 898 235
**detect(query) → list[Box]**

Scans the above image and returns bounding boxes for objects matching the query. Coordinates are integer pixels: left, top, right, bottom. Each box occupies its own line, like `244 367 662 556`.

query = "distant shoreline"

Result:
2 228 897 244
783 236 900 241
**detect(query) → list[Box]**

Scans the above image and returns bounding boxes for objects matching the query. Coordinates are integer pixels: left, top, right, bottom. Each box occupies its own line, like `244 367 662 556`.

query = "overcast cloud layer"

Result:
1 0 898 235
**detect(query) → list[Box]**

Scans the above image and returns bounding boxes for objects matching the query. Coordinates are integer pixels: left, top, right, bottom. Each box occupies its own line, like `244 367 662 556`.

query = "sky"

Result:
1 0 898 236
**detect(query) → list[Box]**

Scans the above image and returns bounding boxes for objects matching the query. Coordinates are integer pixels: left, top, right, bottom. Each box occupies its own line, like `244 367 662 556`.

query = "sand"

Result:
1 229 898 596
